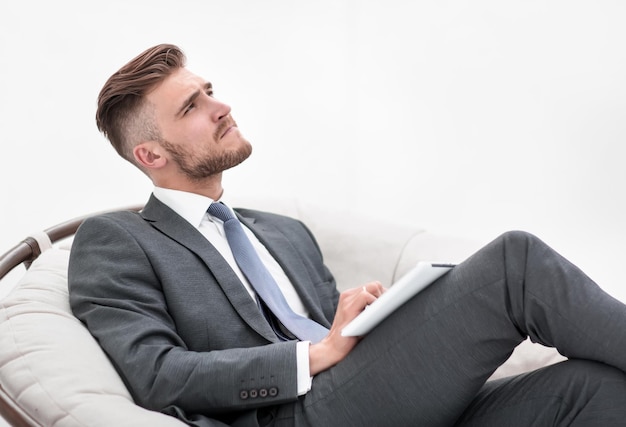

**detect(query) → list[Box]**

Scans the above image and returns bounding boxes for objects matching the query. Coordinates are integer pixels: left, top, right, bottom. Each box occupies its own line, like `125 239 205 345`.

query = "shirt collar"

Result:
153 186 230 229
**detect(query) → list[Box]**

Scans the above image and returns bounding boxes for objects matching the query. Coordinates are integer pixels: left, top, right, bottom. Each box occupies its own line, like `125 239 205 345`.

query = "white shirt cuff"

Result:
296 341 313 395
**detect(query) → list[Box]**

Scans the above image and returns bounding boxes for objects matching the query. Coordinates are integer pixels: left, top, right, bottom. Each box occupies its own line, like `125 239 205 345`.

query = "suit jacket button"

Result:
250 389 258 398
259 388 268 398
240 390 249 400
268 387 278 397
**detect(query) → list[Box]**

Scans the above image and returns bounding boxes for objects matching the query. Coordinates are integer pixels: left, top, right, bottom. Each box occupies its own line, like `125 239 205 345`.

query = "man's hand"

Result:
309 281 386 375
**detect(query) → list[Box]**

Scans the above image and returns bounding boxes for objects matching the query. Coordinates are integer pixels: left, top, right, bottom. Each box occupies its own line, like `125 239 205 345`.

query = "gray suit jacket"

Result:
68 195 340 426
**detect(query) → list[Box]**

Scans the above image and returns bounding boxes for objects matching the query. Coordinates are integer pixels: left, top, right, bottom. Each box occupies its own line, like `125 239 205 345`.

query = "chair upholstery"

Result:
0 249 186 427
0 199 563 426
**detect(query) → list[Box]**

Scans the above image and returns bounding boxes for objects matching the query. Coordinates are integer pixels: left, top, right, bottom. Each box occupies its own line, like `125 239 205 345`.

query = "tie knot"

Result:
208 202 236 222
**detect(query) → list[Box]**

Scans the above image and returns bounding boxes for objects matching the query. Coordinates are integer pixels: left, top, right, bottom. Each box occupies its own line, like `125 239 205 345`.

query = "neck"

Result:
153 172 224 200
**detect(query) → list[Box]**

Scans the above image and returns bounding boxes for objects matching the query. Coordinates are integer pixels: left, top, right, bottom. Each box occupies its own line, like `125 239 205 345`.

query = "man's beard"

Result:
159 137 252 181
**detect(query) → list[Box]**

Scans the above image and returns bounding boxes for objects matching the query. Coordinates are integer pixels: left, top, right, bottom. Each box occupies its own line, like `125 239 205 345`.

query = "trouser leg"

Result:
455 359 626 427
287 231 626 427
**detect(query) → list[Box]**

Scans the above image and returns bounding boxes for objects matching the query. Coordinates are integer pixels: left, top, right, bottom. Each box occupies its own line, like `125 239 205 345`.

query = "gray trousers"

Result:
283 231 626 426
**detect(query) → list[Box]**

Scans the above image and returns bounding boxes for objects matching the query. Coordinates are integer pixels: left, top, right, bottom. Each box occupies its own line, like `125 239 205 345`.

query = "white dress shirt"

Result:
152 187 313 394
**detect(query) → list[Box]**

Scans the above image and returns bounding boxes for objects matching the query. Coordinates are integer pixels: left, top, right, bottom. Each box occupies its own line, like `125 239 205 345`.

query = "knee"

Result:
550 360 626 408
497 230 547 260
457 361 626 426
499 230 538 246
563 359 626 386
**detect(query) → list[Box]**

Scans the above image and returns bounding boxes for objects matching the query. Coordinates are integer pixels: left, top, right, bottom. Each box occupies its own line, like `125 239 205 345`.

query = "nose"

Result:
209 96 231 122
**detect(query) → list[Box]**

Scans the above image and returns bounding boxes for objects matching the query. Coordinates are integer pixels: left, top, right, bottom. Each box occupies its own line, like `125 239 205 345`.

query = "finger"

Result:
362 291 378 307
357 287 376 306
363 281 385 297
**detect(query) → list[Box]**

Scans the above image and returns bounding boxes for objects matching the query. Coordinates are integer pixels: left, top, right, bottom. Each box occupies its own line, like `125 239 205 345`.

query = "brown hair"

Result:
96 44 186 164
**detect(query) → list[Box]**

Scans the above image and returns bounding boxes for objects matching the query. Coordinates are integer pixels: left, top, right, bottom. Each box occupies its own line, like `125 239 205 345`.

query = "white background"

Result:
2 2 625 295
1 1 626 424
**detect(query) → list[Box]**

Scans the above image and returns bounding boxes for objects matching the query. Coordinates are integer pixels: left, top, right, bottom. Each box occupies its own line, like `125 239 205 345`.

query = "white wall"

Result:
2 0 626 300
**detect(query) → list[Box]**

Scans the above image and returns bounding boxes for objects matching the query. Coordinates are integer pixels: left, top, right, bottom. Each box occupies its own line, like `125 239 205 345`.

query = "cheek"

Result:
182 120 216 144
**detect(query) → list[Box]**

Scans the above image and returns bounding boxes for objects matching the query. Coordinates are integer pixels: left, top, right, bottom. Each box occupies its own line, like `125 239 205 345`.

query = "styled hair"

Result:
96 44 186 164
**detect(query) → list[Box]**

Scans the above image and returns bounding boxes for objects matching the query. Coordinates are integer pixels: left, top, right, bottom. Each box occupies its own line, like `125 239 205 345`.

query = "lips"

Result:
215 118 237 141
221 124 235 138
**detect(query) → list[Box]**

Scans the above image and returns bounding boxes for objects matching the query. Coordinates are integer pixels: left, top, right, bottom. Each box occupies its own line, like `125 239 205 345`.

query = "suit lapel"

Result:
237 211 332 328
140 195 279 342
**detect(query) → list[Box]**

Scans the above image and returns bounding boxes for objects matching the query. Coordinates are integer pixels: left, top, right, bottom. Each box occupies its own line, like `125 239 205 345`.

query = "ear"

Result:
133 141 167 170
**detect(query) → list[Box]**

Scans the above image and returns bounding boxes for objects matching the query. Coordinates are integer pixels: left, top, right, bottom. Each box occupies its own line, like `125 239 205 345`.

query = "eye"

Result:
206 88 214 97
183 103 195 115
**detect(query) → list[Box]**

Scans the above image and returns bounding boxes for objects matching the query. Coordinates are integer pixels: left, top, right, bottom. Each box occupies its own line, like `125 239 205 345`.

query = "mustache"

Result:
214 116 237 141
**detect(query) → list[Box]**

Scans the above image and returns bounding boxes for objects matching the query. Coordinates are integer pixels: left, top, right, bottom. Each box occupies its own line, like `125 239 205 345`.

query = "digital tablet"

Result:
341 262 454 337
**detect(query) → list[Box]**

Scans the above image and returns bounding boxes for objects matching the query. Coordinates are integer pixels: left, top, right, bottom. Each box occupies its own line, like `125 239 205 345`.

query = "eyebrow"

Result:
176 82 213 116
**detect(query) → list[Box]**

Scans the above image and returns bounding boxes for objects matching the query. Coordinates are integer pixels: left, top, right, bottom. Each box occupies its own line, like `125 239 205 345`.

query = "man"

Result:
69 44 626 426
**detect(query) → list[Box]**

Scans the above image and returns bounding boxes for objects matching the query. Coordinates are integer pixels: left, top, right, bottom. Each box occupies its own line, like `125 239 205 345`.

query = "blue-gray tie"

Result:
208 202 329 343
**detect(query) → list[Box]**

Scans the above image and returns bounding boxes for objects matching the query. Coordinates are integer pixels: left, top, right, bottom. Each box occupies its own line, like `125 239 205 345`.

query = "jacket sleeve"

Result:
68 214 299 417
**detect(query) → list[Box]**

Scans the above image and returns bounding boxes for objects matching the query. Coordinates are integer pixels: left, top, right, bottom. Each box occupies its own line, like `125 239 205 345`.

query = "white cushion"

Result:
0 249 185 426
